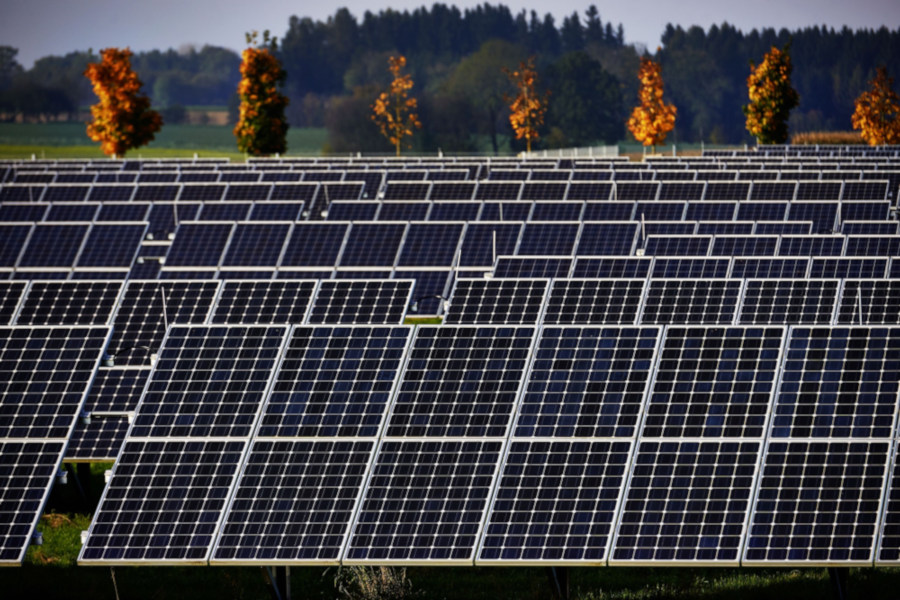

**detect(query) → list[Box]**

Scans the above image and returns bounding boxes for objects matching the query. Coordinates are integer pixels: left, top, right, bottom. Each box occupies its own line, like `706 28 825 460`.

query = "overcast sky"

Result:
4 0 899 67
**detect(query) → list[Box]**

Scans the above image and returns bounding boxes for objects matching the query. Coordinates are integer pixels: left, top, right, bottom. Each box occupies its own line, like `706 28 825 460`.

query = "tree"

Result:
504 56 548 152
371 55 422 156
444 40 525 154
548 51 623 146
234 31 290 156
852 66 900 145
743 44 799 145
627 55 677 152
84 48 162 157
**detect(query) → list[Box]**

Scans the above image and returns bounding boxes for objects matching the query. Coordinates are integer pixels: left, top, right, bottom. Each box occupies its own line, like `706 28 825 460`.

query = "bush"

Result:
334 566 423 600
790 131 865 145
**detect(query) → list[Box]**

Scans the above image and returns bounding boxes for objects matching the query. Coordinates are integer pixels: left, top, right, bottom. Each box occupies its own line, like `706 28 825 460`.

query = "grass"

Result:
403 316 443 325
0 122 329 157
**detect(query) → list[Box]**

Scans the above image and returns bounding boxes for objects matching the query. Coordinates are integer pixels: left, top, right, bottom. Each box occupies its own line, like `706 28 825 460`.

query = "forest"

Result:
1 3 898 151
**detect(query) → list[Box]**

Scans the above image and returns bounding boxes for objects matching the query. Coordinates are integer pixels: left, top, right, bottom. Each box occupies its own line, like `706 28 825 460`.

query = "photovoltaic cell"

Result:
307 280 413 325
343 440 503 563
517 223 579 256
258 325 411 437
340 224 406 267
837 281 900 325
738 280 839 325
129 325 288 438
576 223 637 256
15 281 123 326
651 258 730 279
211 280 317 324
17 224 88 268
0 282 27 325
810 258 887 279
643 326 784 438
387 325 533 437
543 280 644 325
640 280 742 325
280 223 348 267
458 224 521 267
212 439 376 564
396 223 464 267
611 440 761 565
165 223 233 267
731 258 809 279
80 439 248 564
771 327 900 438
493 257 570 278
515 326 660 437
445 279 548 325
744 440 889 565
572 257 652 279
479 440 632 564
220 223 291 267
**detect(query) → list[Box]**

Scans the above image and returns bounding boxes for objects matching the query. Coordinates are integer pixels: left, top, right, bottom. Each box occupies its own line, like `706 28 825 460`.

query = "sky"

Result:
4 0 899 68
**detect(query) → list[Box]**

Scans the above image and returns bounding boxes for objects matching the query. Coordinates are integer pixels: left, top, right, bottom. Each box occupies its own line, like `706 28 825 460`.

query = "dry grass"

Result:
790 131 866 145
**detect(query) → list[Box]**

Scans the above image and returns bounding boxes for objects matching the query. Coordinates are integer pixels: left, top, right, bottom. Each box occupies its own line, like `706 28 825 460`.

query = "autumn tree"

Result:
852 66 900 145
234 30 289 156
504 56 548 153
627 55 677 153
743 44 799 145
84 48 162 157
371 55 422 156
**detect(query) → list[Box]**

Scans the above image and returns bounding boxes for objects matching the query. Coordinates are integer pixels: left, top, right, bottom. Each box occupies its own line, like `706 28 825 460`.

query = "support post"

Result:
827 567 849 600
546 566 569 600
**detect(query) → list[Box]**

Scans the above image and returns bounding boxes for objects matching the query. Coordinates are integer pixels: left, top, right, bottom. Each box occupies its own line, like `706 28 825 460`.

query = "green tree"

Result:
444 39 525 154
548 51 623 146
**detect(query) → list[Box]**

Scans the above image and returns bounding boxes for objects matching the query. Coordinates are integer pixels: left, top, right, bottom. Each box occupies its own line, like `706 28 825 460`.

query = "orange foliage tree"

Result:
234 31 289 156
743 44 799 145
852 66 900 145
84 48 162 157
503 57 548 153
627 56 677 153
371 55 421 156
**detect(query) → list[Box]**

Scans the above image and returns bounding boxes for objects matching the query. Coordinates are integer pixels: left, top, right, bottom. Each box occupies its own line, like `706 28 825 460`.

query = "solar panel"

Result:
165 222 233 267
659 182 705 200
0 282 27 325
382 182 431 200
543 279 645 325
845 236 900 257
521 182 568 201
65 415 129 461
572 257 652 278
126 324 287 438
810 257 888 279
458 223 522 268
445 279 548 325
493 256 571 278
836 280 900 325
788 202 838 233
306 279 413 325
645 325 784 438
842 180 888 200
109 280 220 367
248 202 303 221
480 202 531 221
220 223 291 267
197 202 250 220
427 202 480 221
45 202 98 221
640 280 742 325
576 223 638 256
429 182 475 200
615 182 659 201
530 201 583 221
326 202 379 221
685 202 736 221
280 223 349 267
739 280 839 325
96 202 150 222
0 440 67 563
479 439 632 564
15 281 123 325
396 223 464 267
712 235 778 257
212 439 376 564
744 440 889 565
17 224 89 268
650 257 730 278
634 202 685 221
343 439 503 563
43 186 90 203
516 325 660 436
76 223 147 268
841 221 898 235
210 280 317 324
778 236 844 257
475 182 522 201
644 236 711 256
736 202 788 222
376 202 430 222
0 203 47 221
83 367 150 414
704 182 750 201
517 223 579 255
840 201 891 222
731 258 809 279
611 440 762 565
340 223 406 267
80 438 248 564
257 325 412 437
566 182 613 201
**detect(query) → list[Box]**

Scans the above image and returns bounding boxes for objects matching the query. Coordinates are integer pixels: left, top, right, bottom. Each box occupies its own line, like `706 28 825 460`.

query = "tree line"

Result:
1 4 898 151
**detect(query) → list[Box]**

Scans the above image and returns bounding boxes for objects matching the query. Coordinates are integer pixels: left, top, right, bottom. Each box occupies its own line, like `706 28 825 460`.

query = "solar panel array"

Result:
1 149 900 567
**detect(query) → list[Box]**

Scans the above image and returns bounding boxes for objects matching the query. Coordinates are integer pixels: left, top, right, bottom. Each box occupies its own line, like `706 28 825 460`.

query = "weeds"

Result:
335 566 424 600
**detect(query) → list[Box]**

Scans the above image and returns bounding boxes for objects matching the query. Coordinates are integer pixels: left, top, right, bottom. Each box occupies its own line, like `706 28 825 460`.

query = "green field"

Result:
0 123 329 158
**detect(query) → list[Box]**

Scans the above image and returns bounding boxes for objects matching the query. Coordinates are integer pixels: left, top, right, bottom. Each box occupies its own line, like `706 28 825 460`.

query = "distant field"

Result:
0 123 328 157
